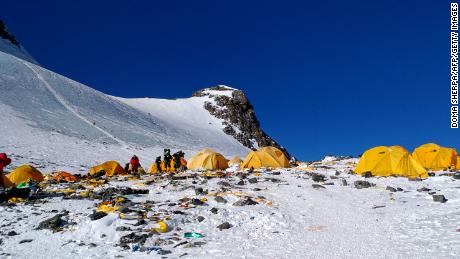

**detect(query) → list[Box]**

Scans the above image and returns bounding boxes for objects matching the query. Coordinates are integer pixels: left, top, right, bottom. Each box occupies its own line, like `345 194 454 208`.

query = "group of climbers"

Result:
123 150 187 176
152 149 187 173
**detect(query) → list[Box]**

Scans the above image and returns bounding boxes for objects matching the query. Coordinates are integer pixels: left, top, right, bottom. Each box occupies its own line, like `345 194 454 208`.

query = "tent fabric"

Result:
1 175 15 188
88 161 126 177
187 149 228 170
412 143 458 171
354 146 428 178
53 171 79 182
228 156 243 166
457 157 460 170
241 147 290 169
7 165 45 185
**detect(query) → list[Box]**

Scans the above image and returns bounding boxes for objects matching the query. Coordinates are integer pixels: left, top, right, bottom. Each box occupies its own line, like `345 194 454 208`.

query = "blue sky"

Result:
2 0 455 160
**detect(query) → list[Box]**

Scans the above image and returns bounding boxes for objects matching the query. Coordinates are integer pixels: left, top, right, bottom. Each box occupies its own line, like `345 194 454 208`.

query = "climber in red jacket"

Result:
129 155 141 174
0 153 12 188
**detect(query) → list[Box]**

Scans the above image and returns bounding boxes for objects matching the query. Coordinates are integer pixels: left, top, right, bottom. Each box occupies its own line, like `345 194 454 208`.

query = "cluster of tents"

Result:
149 146 290 173
5 143 457 188
355 143 460 179
1 146 291 188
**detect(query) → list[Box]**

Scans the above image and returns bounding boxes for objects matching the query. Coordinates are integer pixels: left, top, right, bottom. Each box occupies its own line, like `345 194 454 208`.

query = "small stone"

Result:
248 178 258 184
323 182 334 185
237 180 245 185
386 186 397 192
428 172 436 177
453 172 460 179
115 226 132 231
158 249 172 255
354 180 375 189
362 172 372 178
195 187 204 195
432 195 447 203
341 179 348 186
233 197 258 206
197 216 205 222
417 187 431 192
253 188 262 191
396 187 403 192
89 211 107 221
311 173 326 182
19 239 33 244
214 196 227 204
312 184 325 189
335 171 341 176
7 231 18 236
37 214 66 231
190 199 204 206
217 222 232 230
210 208 218 214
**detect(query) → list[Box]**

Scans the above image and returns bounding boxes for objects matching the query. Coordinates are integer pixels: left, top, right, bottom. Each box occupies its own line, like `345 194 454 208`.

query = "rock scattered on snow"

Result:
432 195 448 203
37 214 67 231
217 222 232 230
312 184 326 189
233 197 258 206
354 180 375 189
89 211 107 221
311 173 326 182
214 196 227 203
386 186 397 192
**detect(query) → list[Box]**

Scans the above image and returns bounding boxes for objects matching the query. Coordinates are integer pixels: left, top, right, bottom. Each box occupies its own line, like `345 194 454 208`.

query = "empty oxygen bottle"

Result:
184 232 204 238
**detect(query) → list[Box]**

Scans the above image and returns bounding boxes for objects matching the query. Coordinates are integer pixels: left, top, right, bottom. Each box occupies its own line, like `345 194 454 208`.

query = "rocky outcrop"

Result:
0 20 20 47
193 85 291 159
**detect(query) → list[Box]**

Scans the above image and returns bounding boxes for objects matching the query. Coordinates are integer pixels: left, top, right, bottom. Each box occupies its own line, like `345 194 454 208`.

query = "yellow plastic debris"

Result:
151 221 169 233
79 190 90 198
8 197 25 203
96 204 120 213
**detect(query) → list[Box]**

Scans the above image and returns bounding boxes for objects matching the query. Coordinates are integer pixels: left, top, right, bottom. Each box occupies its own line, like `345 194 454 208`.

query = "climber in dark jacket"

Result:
155 156 162 173
163 149 172 172
173 152 181 172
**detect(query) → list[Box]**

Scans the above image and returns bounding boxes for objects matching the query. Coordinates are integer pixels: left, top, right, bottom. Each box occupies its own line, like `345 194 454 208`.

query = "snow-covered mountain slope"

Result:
0 50 251 170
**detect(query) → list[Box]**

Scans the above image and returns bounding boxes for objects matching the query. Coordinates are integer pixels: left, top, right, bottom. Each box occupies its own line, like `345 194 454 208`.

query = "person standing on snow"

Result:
173 152 181 172
129 155 141 174
163 149 172 172
155 156 162 173
0 153 12 188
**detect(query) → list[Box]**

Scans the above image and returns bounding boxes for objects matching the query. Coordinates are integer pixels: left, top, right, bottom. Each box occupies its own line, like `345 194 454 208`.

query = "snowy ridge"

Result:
0 50 249 171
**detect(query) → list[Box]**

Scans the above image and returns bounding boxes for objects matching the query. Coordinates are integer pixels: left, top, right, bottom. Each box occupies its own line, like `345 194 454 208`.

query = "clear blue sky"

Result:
2 0 455 160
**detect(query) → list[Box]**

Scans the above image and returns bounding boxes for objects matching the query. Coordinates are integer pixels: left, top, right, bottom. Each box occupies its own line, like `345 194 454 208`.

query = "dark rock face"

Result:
192 86 291 159
0 20 20 47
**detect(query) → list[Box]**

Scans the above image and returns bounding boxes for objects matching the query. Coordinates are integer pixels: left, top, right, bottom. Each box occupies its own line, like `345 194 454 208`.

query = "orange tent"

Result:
53 171 79 182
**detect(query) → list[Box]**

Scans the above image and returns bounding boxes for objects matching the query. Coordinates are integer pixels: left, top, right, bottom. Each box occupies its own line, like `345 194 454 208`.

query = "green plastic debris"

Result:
184 232 204 238
17 182 30 189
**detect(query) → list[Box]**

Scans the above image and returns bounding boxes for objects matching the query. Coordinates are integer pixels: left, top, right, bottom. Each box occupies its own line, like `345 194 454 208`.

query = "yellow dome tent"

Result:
88 160 126 177
412 143 458 171
241 146 290 169
354 146 427 178
228 156 243 166
7 165 45 185
187 149 228 170
457 156 460 170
